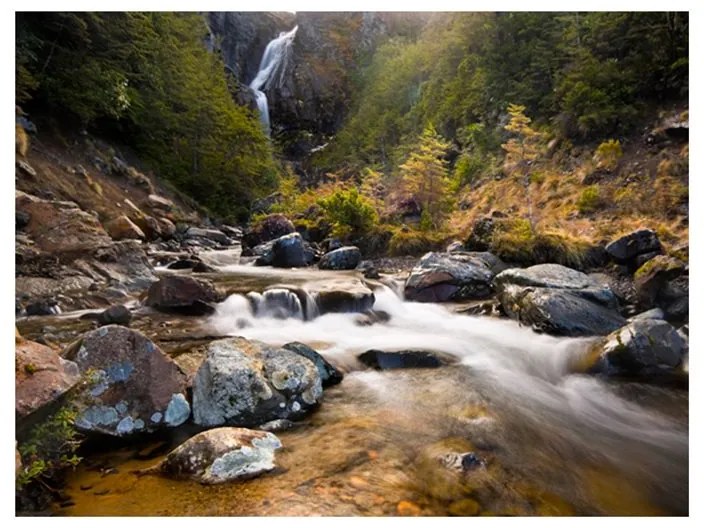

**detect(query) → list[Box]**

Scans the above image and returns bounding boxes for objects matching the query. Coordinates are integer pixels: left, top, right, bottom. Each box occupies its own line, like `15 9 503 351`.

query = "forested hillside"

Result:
16 12 278 221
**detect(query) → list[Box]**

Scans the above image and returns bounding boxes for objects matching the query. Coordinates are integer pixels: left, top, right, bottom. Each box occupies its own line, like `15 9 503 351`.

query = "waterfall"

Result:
249 25 298 135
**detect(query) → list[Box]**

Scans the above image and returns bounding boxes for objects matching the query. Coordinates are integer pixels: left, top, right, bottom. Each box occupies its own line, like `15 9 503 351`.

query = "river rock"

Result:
97 304 132 326
271 232 307 267
16 339 81 419
192 337 323 427
63 325 190 436
404 252 504 302
145 275 223 315
318 246 361 270
495 264 624 336
590 319 688 377
446 241 464 253
309 279 375 314
185 227 231 245
282 342 344 387
104 215 146 241
358 349 454 369
155 427 282 484
605 229 662 265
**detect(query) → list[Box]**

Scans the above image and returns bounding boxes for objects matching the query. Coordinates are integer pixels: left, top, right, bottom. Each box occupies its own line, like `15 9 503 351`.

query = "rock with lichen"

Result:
192 337 322 427
63 325 190 436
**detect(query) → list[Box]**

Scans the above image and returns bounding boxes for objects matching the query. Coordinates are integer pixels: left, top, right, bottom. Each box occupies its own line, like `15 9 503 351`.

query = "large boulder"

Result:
153 427 282 484
63 325 190 436
589 319 688 377
146 275 223 315
308 279 375 314
243 214 295 248
404 252 505 302
16 339 81 420
282 342 343 387
104 215 146 241
147 194 175 211
192 337 323 427
270 232 307 268
605 229 662 265
494 264 625 336
318 246 361 270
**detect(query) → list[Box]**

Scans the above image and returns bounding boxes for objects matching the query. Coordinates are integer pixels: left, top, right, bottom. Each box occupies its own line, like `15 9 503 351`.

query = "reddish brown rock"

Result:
64 325 190 436
104 215 146 241
146 275 223 315
16 339 81 419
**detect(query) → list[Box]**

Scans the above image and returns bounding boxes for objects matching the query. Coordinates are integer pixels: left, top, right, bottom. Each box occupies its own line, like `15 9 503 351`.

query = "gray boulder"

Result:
318 246 361 270
404 251 505 302
495 264 625 336
152 427 281 484
63 325 190 436
590 319 687 377
97 304 132 326
271 232 307 267
185 227 231 246
192 337 323 427
308 279 375 314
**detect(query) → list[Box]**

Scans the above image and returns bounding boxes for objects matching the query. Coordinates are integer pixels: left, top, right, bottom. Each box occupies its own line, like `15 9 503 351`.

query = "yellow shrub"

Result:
593 139 622 171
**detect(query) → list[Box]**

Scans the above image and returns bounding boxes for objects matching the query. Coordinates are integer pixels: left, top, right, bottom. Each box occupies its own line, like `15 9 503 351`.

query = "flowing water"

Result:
33 260 687 516
248 26 298 134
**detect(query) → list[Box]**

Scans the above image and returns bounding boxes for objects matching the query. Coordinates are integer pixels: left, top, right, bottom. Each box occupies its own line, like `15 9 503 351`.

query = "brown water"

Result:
18 262 687 516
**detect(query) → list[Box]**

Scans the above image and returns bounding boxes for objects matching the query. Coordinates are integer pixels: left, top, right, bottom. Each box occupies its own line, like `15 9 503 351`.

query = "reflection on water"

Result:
52 271 687 516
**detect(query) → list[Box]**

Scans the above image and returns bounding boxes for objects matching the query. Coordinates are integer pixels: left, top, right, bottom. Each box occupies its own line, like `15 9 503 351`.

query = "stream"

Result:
17 255 688 516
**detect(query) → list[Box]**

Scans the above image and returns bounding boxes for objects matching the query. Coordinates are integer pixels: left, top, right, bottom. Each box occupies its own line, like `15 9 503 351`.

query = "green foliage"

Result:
15 12 278 220
317 186 378 237
593 139 623 171
388 227 446 256
17 405 82 488
577 185 603 214
398 123 451 228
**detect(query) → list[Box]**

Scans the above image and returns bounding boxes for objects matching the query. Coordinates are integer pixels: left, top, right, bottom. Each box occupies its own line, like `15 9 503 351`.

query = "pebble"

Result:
396 500 422 516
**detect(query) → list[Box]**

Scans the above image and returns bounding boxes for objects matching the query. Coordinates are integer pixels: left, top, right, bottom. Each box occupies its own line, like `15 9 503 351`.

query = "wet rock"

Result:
358 349 453 369
282 342 343 387
146 275 223 315
97 305 132 326
404 252 504 302
605 229 662 265
25 298 61 316
590 319 688 377
494 264 624 336
270 232 307 268
218 225 243 239
448 498 481 516
437 452 486 472
63 325 189 436
497 285 625 337
104 215 146 241
258 419 298 432
318 246 361 270
166 259 198 270
396 500 422 516
16 339 81 419
322 237 344 252
16 210 30 230
185 227 231 246
354 310 391 326
357 260 380 279
192 261 217 273
192 337 323 427
154 427 281 484
310 280 375 314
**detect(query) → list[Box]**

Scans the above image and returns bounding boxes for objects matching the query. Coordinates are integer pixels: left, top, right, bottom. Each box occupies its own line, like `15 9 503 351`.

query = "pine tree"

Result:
398 123 451 229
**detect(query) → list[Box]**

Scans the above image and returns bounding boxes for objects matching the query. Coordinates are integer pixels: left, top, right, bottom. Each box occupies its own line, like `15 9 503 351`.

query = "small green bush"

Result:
317 187 378 237
593 139 623 171
577 185 603 214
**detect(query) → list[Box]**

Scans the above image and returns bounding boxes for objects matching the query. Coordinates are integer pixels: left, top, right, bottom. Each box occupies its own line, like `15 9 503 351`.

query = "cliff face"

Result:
207 12 425 173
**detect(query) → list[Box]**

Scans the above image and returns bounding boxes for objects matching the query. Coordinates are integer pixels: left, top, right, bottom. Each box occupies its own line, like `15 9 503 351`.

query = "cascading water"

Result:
249 25 298 135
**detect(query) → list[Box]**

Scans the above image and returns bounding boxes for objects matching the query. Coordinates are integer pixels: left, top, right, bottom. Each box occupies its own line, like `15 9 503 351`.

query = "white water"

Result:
249 26 298 134
208 283 687 504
